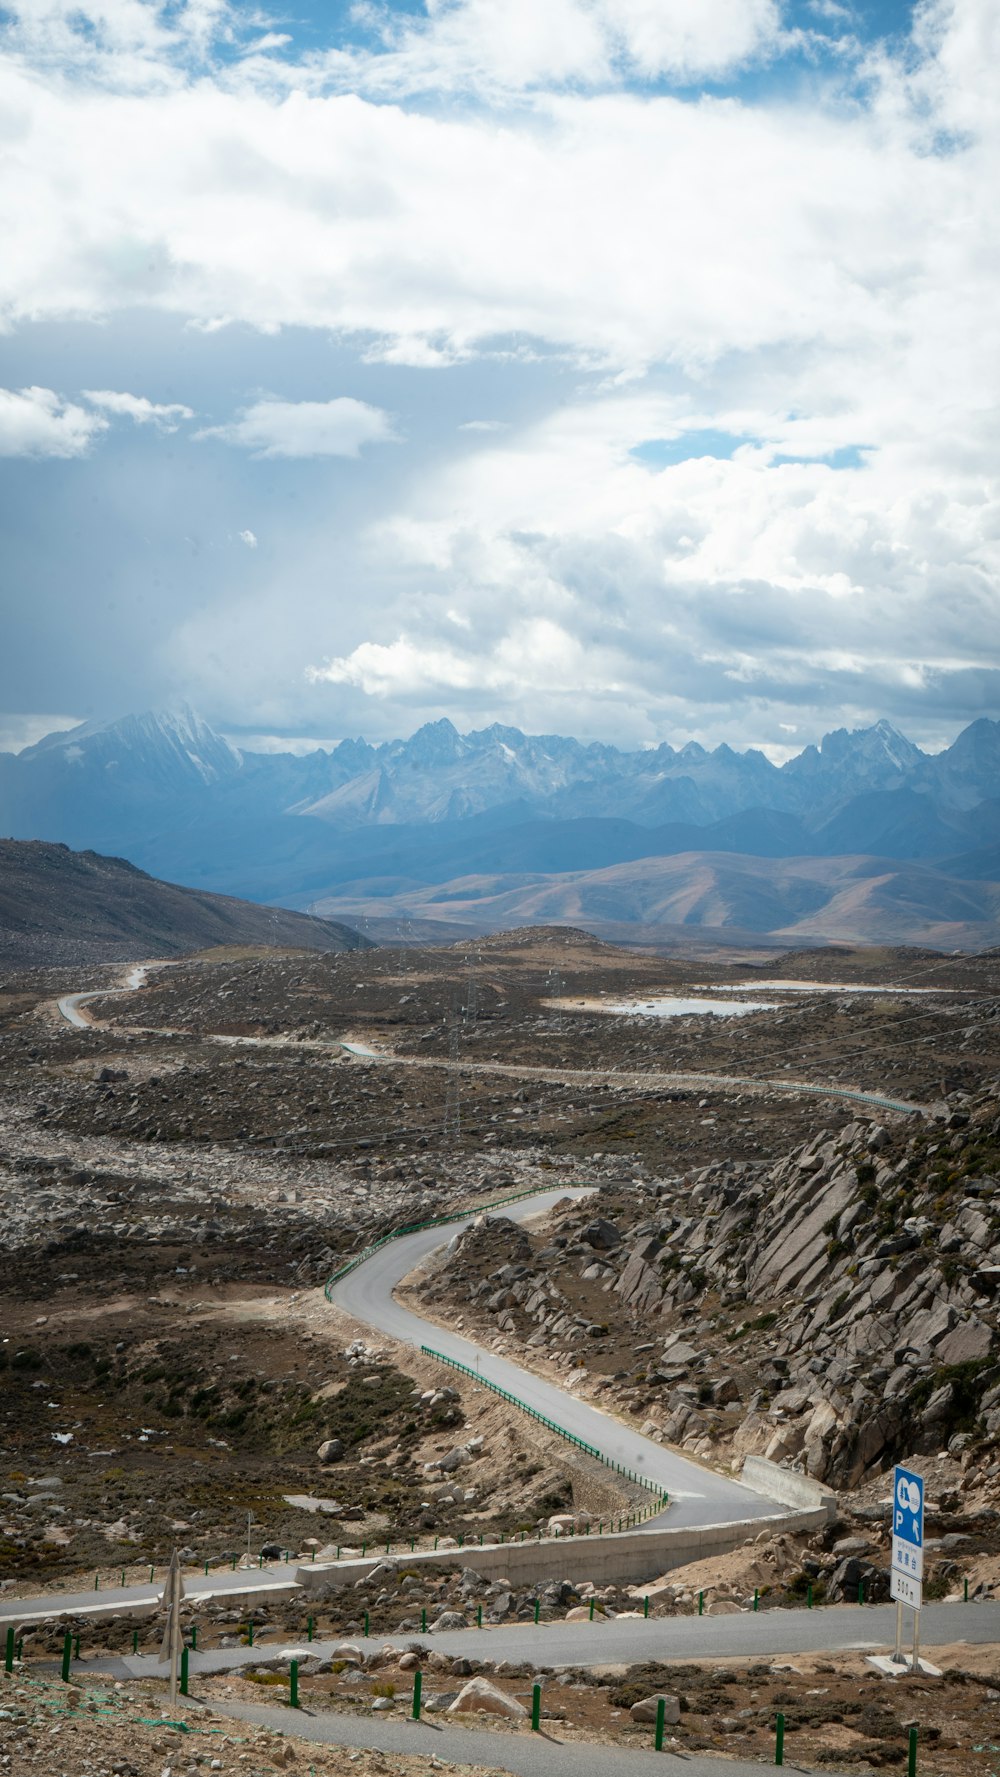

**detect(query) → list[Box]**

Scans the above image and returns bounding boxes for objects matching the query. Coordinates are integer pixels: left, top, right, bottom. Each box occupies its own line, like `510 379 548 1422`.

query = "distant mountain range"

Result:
1 706 998 948
0 839 370 967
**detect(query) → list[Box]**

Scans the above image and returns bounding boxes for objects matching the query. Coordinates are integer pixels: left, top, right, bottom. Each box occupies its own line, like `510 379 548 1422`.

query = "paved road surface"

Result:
72 1599 1000 1680
125 1693 854 1777
329 1187 784 1531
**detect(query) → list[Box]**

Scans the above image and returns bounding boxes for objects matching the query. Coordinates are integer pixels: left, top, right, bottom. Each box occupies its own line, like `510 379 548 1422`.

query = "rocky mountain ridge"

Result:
412 1082 1000 1498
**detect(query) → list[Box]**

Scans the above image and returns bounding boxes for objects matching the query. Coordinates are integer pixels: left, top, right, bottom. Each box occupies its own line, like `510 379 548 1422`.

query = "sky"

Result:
0 0 997 761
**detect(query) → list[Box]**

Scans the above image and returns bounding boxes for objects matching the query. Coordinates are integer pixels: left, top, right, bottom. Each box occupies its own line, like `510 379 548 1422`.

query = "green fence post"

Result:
364 1612 369 1638
61 1631 72 1683
94 1572 100 1590
534 1599 540 1624
412 1670 422 1719
149 1564 155 1580
698 1590 704 1616
421 1608 427 1633
477 1605 482 1628
4 1627 13 1673
336 1547 341 1561
531 1683 541 1731
311 1550 316 1562
655 1696 666 1751
588 1598 595 1621
361 1542 366 1557
307 1616 314 1642
775 1713 785 1766
121 1569 126 1587
232 1555 237 1571
133 1628 139 1653
908 1725 918 1777
248 1622 254 1646
180 1646 189 1698
434 1537 439 1551
964 1577 969 1602
644 1595 649 1619
410 1538 415 1552
289 1659 299 1708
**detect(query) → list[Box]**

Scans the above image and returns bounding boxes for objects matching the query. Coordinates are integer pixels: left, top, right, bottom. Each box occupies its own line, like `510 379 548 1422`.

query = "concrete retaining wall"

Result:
297 1505 831 1596
740 1457 837 1519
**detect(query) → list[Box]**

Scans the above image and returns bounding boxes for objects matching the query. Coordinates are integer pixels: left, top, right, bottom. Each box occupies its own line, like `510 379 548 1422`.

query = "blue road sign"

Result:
893 1465 924 1549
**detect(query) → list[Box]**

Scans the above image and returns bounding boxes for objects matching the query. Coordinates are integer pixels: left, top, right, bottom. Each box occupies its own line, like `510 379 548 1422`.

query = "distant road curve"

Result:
53 964 922 1119
343 1044 925 1120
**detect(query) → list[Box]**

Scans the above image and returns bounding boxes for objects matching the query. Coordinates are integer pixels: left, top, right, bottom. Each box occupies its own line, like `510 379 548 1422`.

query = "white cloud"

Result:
196 397 398 458
334 0 785 97
0 385 108 457
238 527 258 547
459 419 508 432
82 388 194 428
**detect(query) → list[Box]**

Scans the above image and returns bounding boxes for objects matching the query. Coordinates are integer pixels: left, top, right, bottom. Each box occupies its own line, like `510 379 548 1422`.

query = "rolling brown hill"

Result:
0 840 371 966
307 850 1000 949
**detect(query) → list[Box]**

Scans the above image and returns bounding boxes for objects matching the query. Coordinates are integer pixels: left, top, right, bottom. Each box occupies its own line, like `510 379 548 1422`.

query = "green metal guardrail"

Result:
421 1343 669 1514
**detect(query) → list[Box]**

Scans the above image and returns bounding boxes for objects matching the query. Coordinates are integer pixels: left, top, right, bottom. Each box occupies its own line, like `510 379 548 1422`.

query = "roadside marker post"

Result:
654 1697 666 1752
412 1671 422 1719
531 1684 541 1731
775 1713 785 1766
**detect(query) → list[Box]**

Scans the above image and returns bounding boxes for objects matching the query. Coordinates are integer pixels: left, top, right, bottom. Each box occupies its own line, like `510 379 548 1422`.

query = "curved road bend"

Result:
329 1188 783 1530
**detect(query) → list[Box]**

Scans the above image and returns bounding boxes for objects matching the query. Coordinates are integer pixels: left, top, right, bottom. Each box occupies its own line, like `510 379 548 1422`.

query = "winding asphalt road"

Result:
329 1188 783 1530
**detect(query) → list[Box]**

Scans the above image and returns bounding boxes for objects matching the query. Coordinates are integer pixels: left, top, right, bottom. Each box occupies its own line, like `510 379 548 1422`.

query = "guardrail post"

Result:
655 1697 666 1751
412 1671 422 1719
775 1713 785 1766
290 1659 299 1708
531 1683 541 1731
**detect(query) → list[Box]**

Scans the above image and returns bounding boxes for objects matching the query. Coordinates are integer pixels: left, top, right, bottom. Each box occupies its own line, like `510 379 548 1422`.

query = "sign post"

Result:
890 1465 924 1672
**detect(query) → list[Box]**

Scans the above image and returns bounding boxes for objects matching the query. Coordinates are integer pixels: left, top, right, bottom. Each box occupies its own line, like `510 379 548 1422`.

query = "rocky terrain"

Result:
0 841 370 966
3 924 1000 1771
409 1087 1000 1497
